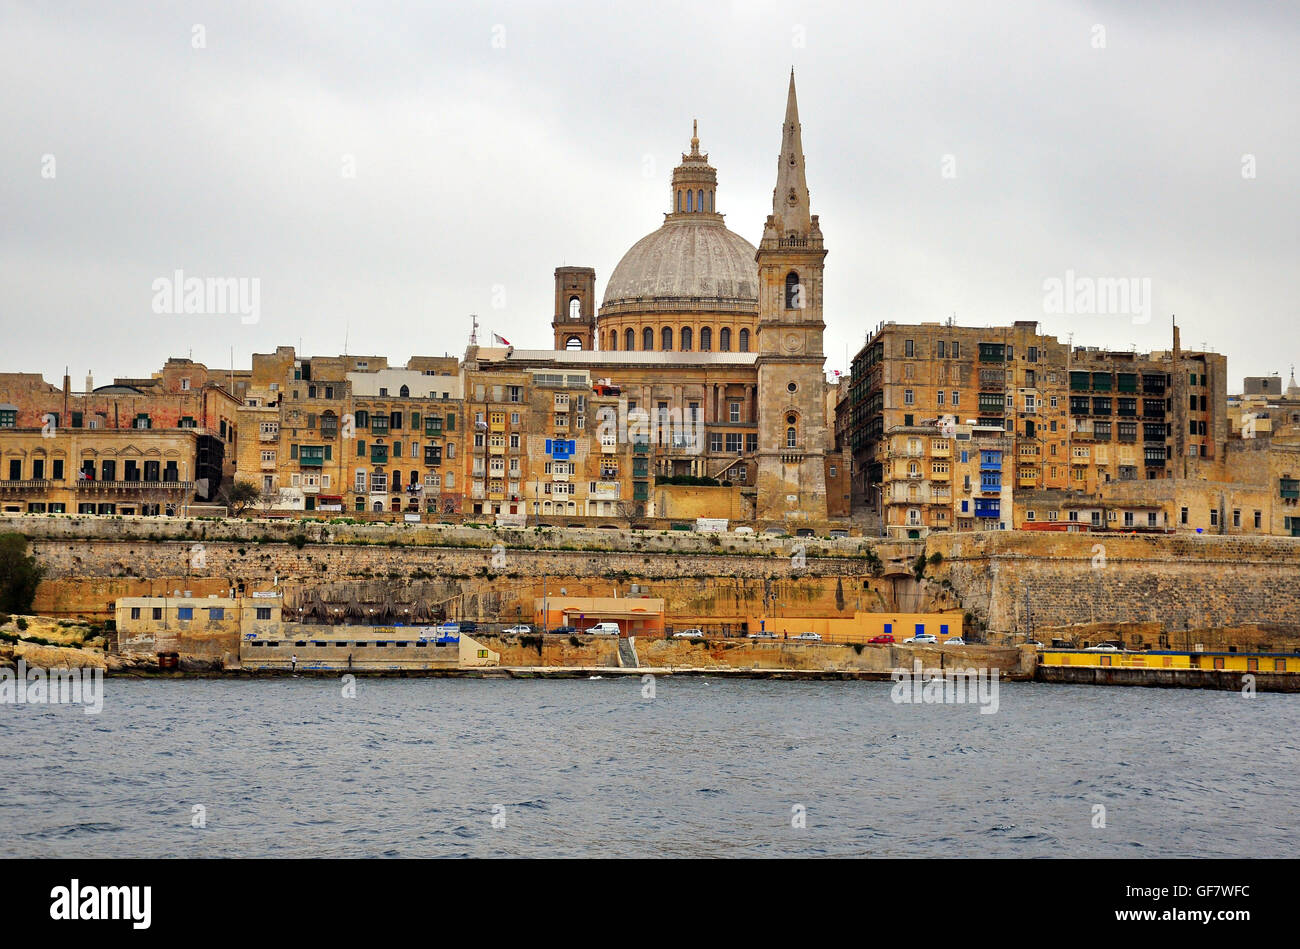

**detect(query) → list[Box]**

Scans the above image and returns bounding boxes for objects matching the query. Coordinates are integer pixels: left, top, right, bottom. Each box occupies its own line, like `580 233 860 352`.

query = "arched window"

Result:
700 327 712 352
399 385 410 398
643 327 654 351
787 427 797 448
627 328 636 351
719 327 731 352
686 190 693 212
785 271 802 309
680 326 692 351
607 331 616 351
738 329 750 352
676 190 681 211
565 336 582 350
661 326 673 351
569 296 581 320
697 189 704 212
709 190 714 212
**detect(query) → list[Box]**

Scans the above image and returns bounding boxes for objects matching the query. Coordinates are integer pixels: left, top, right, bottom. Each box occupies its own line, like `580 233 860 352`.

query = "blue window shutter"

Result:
915 623 924 635
941 624 948 634
884 623 892 634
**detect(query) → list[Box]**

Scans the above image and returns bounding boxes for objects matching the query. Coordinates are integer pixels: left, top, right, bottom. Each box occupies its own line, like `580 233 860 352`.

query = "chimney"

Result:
85 371 94 393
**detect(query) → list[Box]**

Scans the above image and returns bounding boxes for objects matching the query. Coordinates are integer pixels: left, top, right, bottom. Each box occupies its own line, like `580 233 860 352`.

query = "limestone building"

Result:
0 360 239 514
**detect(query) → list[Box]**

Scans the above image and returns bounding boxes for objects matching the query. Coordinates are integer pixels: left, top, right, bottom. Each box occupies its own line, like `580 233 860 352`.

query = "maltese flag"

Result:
493 333 511 346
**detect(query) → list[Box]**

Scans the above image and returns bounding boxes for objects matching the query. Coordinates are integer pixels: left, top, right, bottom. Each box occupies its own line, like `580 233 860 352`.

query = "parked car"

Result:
549 625 578 635
673 628 706 639
791 632 822 642
903 633 938 645
1084 642 1121 652
748 631 778 640
502 624 532 634
458 621 479 634
436 622 460 634
943 637 966 646
587 622 621 636
1024 639 1045 648
868 634 895 644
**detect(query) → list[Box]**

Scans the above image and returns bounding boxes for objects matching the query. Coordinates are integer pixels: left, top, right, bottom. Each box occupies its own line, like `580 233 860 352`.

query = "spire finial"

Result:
690 118 700 156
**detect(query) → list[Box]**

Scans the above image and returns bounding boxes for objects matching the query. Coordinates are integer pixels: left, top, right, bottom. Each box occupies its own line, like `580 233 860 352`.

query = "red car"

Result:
868 634 895 644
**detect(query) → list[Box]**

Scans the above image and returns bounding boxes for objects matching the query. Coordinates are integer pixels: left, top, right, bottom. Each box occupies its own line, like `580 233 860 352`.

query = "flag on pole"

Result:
493 333 511 346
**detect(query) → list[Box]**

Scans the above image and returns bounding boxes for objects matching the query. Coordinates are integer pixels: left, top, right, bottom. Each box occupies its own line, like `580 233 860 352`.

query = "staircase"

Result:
616 635 639 668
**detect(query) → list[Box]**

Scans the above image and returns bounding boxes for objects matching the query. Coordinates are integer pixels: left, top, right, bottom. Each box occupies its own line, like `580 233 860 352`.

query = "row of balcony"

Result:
1 479 193 492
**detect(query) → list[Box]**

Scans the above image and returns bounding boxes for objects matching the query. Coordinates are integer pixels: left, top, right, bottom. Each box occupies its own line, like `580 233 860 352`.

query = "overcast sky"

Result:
3 0 1297 390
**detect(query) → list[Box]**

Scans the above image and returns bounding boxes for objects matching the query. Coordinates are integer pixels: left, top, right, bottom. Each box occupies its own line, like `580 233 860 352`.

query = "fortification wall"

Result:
930 531 1300 635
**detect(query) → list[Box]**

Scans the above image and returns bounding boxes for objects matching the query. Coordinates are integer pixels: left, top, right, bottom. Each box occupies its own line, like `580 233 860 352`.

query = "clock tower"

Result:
755 70 830 525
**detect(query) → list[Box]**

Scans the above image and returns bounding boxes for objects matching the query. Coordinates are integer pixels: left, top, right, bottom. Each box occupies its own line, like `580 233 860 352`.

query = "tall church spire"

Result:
771 69 811 236
753 70 829 527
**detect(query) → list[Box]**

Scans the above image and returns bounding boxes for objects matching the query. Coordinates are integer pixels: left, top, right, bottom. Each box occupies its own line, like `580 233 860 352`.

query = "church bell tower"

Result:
553 266 597 350
754 71 829 525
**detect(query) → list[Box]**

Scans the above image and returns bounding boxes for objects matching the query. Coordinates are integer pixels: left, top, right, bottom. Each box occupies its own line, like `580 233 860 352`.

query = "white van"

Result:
588 622 621 636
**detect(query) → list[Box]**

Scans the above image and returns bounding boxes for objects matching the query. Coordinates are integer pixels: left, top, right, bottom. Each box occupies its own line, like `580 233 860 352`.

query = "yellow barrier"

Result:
1041 651 1294 673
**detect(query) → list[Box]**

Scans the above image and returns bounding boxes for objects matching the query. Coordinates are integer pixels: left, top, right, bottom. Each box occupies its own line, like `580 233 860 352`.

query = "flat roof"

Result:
489 349 758 367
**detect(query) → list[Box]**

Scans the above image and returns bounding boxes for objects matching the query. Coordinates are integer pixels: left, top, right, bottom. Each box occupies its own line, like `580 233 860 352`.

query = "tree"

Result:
0 533 44 614
614 499 646 529
220 480 262 516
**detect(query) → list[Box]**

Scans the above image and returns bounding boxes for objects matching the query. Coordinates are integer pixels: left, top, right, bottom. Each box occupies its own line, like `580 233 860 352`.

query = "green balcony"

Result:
370 448 388 465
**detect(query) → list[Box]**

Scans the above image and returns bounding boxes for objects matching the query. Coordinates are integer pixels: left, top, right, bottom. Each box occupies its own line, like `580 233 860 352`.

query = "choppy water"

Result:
2 677 1297 857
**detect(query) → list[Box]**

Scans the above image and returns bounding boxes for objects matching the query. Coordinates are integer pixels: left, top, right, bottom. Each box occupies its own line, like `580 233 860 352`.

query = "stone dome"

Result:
600 218 758 315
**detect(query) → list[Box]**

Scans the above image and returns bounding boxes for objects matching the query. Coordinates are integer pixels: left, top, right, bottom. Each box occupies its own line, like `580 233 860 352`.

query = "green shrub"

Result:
16 617 29 632
568 635 581 647
0 533 45 613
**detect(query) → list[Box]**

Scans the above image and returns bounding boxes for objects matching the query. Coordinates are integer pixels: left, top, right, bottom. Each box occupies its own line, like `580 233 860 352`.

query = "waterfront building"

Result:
840 320 1231 533
0 360 239 514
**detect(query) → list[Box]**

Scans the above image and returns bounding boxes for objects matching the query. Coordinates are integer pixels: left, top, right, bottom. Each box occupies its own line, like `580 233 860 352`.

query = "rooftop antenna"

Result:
343 323 349 356
469 314 479 346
